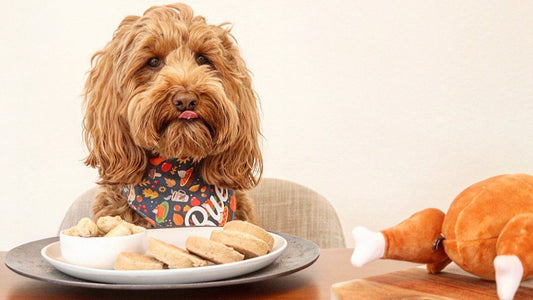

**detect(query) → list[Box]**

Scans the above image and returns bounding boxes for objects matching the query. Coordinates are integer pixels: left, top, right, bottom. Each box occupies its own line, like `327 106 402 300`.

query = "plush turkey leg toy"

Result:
351 174 533 300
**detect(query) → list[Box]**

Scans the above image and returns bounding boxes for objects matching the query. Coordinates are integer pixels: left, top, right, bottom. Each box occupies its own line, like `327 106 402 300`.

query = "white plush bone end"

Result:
494 255 524 300
350 226 386 267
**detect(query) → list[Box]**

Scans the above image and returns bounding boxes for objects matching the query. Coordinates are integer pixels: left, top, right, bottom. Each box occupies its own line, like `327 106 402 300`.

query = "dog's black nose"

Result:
173 92 198 111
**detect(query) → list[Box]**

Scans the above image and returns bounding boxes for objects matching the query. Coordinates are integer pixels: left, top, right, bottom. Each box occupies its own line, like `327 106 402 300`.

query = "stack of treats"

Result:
63 216 144 237
114 220 275 270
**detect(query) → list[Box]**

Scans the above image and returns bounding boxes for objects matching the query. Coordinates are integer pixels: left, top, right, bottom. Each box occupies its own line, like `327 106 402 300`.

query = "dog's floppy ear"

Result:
83 16 147 185
201 26 263 190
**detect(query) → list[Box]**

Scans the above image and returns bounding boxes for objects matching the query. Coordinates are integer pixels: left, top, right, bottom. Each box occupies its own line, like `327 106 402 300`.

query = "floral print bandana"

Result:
123 157 236 227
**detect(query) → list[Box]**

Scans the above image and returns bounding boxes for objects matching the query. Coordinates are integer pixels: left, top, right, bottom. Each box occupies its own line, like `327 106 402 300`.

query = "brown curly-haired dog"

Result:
83 3 262 228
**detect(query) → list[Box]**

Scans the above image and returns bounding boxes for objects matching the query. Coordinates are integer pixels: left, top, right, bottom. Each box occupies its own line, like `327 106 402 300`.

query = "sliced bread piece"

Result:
147 238 194 269
210 230 269 258
114 252 165 270
186 236 244 264
223 220 274 251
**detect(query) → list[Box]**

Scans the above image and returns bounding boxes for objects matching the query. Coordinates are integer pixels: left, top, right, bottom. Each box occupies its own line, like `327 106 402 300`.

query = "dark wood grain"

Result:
332 268 533 300
1 249 416 300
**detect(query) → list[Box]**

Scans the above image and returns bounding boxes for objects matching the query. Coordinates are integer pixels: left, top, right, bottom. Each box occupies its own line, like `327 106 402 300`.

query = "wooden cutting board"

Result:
331 267 533 299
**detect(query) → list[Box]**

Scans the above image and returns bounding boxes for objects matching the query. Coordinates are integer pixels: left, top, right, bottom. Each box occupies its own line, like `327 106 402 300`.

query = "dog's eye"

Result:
195 54 212 67
147 57 163 69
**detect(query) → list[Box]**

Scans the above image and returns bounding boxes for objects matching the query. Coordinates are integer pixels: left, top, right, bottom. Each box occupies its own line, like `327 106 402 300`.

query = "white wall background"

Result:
1 0 532 250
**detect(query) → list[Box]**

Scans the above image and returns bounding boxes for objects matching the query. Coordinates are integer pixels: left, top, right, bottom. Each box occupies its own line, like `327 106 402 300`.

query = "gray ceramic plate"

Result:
5 232 319 289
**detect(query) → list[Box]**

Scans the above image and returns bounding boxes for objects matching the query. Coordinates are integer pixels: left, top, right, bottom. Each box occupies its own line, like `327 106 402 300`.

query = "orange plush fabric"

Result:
497 213 533 279
382 208 448 264
441 174 533 280
376 174 533 282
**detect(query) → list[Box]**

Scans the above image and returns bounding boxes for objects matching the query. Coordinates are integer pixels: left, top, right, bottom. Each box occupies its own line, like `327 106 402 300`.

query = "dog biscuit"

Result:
125 222 145 234
62 226 80 237
223 220 274 251
173 245 209 267
104 222 132 237
114 252 165 270
64 218 99 237
147 238 194 269
97 216 123 233
210 230 269 258
186 236 244 264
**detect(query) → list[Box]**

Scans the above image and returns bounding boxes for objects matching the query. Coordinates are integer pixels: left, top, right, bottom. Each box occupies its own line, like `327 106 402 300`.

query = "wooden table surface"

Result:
332 267 533 300
1 249 416 300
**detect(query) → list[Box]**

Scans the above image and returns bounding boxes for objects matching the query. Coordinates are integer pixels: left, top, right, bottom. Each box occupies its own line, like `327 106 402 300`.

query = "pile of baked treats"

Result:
64 216 274 270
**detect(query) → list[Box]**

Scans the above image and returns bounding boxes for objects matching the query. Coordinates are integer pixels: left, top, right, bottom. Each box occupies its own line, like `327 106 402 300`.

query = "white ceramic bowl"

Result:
59 229 147 270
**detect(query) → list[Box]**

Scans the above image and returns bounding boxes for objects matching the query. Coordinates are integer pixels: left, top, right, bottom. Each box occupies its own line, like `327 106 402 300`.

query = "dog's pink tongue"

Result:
178 111 199 119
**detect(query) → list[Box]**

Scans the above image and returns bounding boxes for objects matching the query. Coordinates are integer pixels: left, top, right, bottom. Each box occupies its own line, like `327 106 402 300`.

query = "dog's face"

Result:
84 3 262 189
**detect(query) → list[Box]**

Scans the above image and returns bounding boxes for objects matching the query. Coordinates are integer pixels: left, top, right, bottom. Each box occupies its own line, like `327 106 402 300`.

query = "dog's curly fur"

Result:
83 3 262 227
